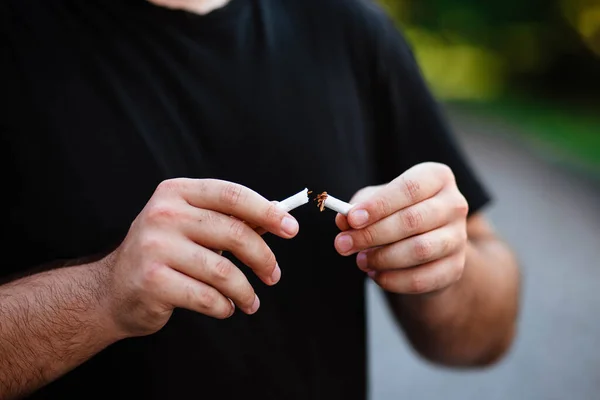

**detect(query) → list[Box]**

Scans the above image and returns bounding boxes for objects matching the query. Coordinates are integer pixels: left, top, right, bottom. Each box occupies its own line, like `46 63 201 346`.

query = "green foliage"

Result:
379 0 600 101
379 0 600 169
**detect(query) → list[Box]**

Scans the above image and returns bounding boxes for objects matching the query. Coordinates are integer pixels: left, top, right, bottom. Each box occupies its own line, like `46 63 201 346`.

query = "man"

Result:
0 0 520 398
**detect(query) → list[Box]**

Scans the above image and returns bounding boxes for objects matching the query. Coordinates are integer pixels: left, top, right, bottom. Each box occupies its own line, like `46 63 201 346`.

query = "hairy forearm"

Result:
0 261 122 399
386 236 520 367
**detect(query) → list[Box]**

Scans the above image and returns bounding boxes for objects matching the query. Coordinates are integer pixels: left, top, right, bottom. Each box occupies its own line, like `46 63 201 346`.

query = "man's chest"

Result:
4 17 376 270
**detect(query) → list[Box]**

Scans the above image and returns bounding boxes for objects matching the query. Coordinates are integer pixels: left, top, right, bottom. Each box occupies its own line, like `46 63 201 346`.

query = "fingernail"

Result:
228 299 235 317
281 216 299 236
248 294 260 315
351 209 370 227
356 252 369 271
367 271 377 279
271 264 281 285
336 234 354 254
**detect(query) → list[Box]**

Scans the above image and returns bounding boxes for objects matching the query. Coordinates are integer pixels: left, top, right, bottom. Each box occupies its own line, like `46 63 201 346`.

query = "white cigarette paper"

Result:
277 188 310 213
323 194 354 216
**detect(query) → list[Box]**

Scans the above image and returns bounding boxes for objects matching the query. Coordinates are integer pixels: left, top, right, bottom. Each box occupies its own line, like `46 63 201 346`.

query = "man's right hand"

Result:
104 178 299 337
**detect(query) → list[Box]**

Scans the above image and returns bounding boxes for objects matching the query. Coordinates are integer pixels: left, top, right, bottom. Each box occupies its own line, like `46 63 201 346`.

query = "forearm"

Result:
386 237 520 367
0 260 122 399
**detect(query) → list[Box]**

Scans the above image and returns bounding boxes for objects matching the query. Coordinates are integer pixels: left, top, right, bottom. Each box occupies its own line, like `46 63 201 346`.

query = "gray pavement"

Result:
368 111 600 400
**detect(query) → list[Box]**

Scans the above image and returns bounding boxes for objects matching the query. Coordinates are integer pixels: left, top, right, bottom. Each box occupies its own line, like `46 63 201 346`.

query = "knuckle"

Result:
375 272 392 292
195 179 209 193
368 250 383 269
413 237 434 262
455 194 469 216
191 249 209 268
453 260 465 283
140 262 166 292
197 287 217 308
139 234 164 254
157 178 183 193
374 197 393 217
228 220 247 248
454 254 466 281
401 177 421 203
434 259 463 292
375 272 405 293
220 183 245 208
401 208 424 232
439 235 452 256
216 307 234 320
213 259 233 281
436 163 454 178
407 272 429 294
239 290 256 310
427 162 454 183
265 203 281 226
262 250 277 271
360 226 376 247
146 203 178 223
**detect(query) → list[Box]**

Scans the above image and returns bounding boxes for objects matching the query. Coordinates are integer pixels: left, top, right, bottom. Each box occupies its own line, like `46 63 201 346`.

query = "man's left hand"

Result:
335 162 470 295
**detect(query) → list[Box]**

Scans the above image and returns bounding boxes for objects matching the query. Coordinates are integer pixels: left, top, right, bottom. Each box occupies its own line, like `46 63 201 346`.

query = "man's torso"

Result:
2 0 386 398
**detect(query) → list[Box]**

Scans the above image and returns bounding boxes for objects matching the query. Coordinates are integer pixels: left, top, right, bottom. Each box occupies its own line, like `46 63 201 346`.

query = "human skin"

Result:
335 162 520 366
0 179 299 399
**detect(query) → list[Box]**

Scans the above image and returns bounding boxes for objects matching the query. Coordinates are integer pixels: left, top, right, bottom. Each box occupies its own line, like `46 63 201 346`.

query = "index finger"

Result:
347 163 451 229
335 213 351 231
164 179 300 238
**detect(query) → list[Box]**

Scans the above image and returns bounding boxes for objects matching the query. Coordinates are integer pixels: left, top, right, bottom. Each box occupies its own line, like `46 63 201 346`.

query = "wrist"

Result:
89 253 130 342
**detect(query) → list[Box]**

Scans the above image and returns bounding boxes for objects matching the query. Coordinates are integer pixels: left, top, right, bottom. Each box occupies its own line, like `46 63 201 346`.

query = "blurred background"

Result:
368 1 600 399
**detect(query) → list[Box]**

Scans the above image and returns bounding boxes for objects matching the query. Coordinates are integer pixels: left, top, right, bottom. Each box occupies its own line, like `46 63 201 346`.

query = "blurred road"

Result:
368 111 600 400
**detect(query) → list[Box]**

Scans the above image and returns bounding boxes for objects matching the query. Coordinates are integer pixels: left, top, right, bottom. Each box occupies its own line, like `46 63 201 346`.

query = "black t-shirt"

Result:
1 0 490 398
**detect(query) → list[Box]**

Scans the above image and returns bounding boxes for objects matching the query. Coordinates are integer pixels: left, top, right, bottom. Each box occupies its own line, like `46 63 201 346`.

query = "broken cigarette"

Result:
315 192 354 216
276 188 311 213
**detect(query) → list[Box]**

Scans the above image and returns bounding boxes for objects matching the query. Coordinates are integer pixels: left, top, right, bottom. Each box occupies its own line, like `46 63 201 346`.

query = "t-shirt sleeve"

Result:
365 8 492 216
